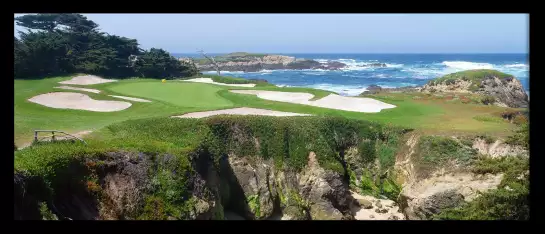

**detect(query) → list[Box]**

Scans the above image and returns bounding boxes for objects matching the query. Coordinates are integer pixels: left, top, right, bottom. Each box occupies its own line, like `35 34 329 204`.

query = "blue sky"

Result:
14 14 528 54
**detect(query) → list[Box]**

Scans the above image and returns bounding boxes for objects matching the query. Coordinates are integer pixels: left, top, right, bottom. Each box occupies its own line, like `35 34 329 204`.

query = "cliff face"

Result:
420 69 528 108
13 116 529 220
13 150 361 220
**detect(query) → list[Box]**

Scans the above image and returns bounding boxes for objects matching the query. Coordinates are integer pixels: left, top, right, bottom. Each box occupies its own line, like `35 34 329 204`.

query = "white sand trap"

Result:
59 75 117 85
230 90 396 113
181 78 256 87
28 92 131 112
172 107 311 118
108 95 151 103
55 86 101 93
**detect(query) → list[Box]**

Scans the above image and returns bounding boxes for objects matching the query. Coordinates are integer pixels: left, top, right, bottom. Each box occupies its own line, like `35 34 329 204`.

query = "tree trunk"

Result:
198 50 220 76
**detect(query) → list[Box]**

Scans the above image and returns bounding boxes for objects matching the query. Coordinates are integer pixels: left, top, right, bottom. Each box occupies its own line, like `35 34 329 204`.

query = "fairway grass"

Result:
14 76 519 146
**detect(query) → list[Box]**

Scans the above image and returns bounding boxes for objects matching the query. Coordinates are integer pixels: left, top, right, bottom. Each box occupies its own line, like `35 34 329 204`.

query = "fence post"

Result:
34 131 38 143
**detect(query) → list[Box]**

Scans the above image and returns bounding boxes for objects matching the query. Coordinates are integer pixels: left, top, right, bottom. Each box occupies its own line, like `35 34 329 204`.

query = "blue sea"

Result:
173 53 529 96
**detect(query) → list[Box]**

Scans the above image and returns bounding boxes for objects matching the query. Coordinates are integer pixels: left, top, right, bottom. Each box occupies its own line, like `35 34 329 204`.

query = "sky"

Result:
14 14 528 54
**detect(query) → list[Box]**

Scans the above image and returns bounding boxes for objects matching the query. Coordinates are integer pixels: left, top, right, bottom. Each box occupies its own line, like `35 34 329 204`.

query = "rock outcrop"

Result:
360 84 420 95
399 172 503 220
14 149 361 220
471 138 528 158
420 69 528 108
187 53 347 72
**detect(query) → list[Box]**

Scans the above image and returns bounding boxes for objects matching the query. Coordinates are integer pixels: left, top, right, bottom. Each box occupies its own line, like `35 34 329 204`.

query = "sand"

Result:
230 90 396 113
28 92 131 112
108 95 151 103
172 107 311 118
351 191 405 220
180 78 256 87
55 86 101 94
59 75 118 85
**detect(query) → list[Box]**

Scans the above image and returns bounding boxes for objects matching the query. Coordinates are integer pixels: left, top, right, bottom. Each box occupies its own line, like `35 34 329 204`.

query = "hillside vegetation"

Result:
428 69 513 86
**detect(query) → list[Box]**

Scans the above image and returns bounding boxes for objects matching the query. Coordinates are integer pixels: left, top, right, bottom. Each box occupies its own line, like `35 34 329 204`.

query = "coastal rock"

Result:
360 85 419 95
222 156 276 220
399 172 503 220
471 138 528 158
317 61 346 70
194 52 348 72
365 63 387 68
286 59 322 70
299 152 358 220
420 69 528 108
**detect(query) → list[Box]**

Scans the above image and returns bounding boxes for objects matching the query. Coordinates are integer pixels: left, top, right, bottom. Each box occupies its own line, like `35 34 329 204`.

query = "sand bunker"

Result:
55 86 101 94
181 78 256 87
108 95 151 103
28 92 131 112
172 107 311 118
230 90 396 113
59 75 117 85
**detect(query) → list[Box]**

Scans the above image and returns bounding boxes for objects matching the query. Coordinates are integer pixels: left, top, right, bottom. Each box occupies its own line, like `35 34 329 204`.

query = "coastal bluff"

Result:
179 52 386 72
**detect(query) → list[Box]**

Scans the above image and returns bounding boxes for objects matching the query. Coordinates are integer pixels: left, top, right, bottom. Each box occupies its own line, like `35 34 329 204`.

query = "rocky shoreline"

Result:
180 53 387 72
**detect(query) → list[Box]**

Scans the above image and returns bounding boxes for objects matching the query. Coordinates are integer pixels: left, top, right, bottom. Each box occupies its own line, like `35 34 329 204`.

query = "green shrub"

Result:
505 123 529 149
435 156 529 220
418 136 476 164
381 178 402 201
358 171 379 196
480 95 496 105
247 195 261 218
358 139 376 164
476 134 496 144
415 136 477 178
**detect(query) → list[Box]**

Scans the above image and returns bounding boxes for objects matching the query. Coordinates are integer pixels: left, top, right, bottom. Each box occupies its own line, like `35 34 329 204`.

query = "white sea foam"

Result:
442 61 494 70
504 63 528 68
385 63 404 68
307 83 368 96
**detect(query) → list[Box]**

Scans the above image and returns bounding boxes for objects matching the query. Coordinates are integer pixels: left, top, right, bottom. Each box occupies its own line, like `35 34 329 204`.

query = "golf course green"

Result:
15 75 519 146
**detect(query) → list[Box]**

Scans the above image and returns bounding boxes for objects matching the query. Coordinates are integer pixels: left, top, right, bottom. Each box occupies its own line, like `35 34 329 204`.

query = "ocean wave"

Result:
307 83 367 96
385 63 404 68
442 61 494 70
503 63 528 68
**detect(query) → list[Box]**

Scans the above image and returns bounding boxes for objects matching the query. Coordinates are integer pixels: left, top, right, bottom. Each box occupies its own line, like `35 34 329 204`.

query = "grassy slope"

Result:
15 75 519 145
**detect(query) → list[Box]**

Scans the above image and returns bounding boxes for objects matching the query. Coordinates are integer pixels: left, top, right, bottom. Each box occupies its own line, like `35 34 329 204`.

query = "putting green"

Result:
106 82 233 108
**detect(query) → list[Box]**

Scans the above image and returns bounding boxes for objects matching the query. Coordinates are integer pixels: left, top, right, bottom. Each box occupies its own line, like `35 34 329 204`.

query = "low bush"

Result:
505 123 529 149
480 95 496 105
434 156 529 220
415 136 477 178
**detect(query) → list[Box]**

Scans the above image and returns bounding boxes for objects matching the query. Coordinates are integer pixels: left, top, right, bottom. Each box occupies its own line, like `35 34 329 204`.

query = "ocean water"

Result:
173 53 529 96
